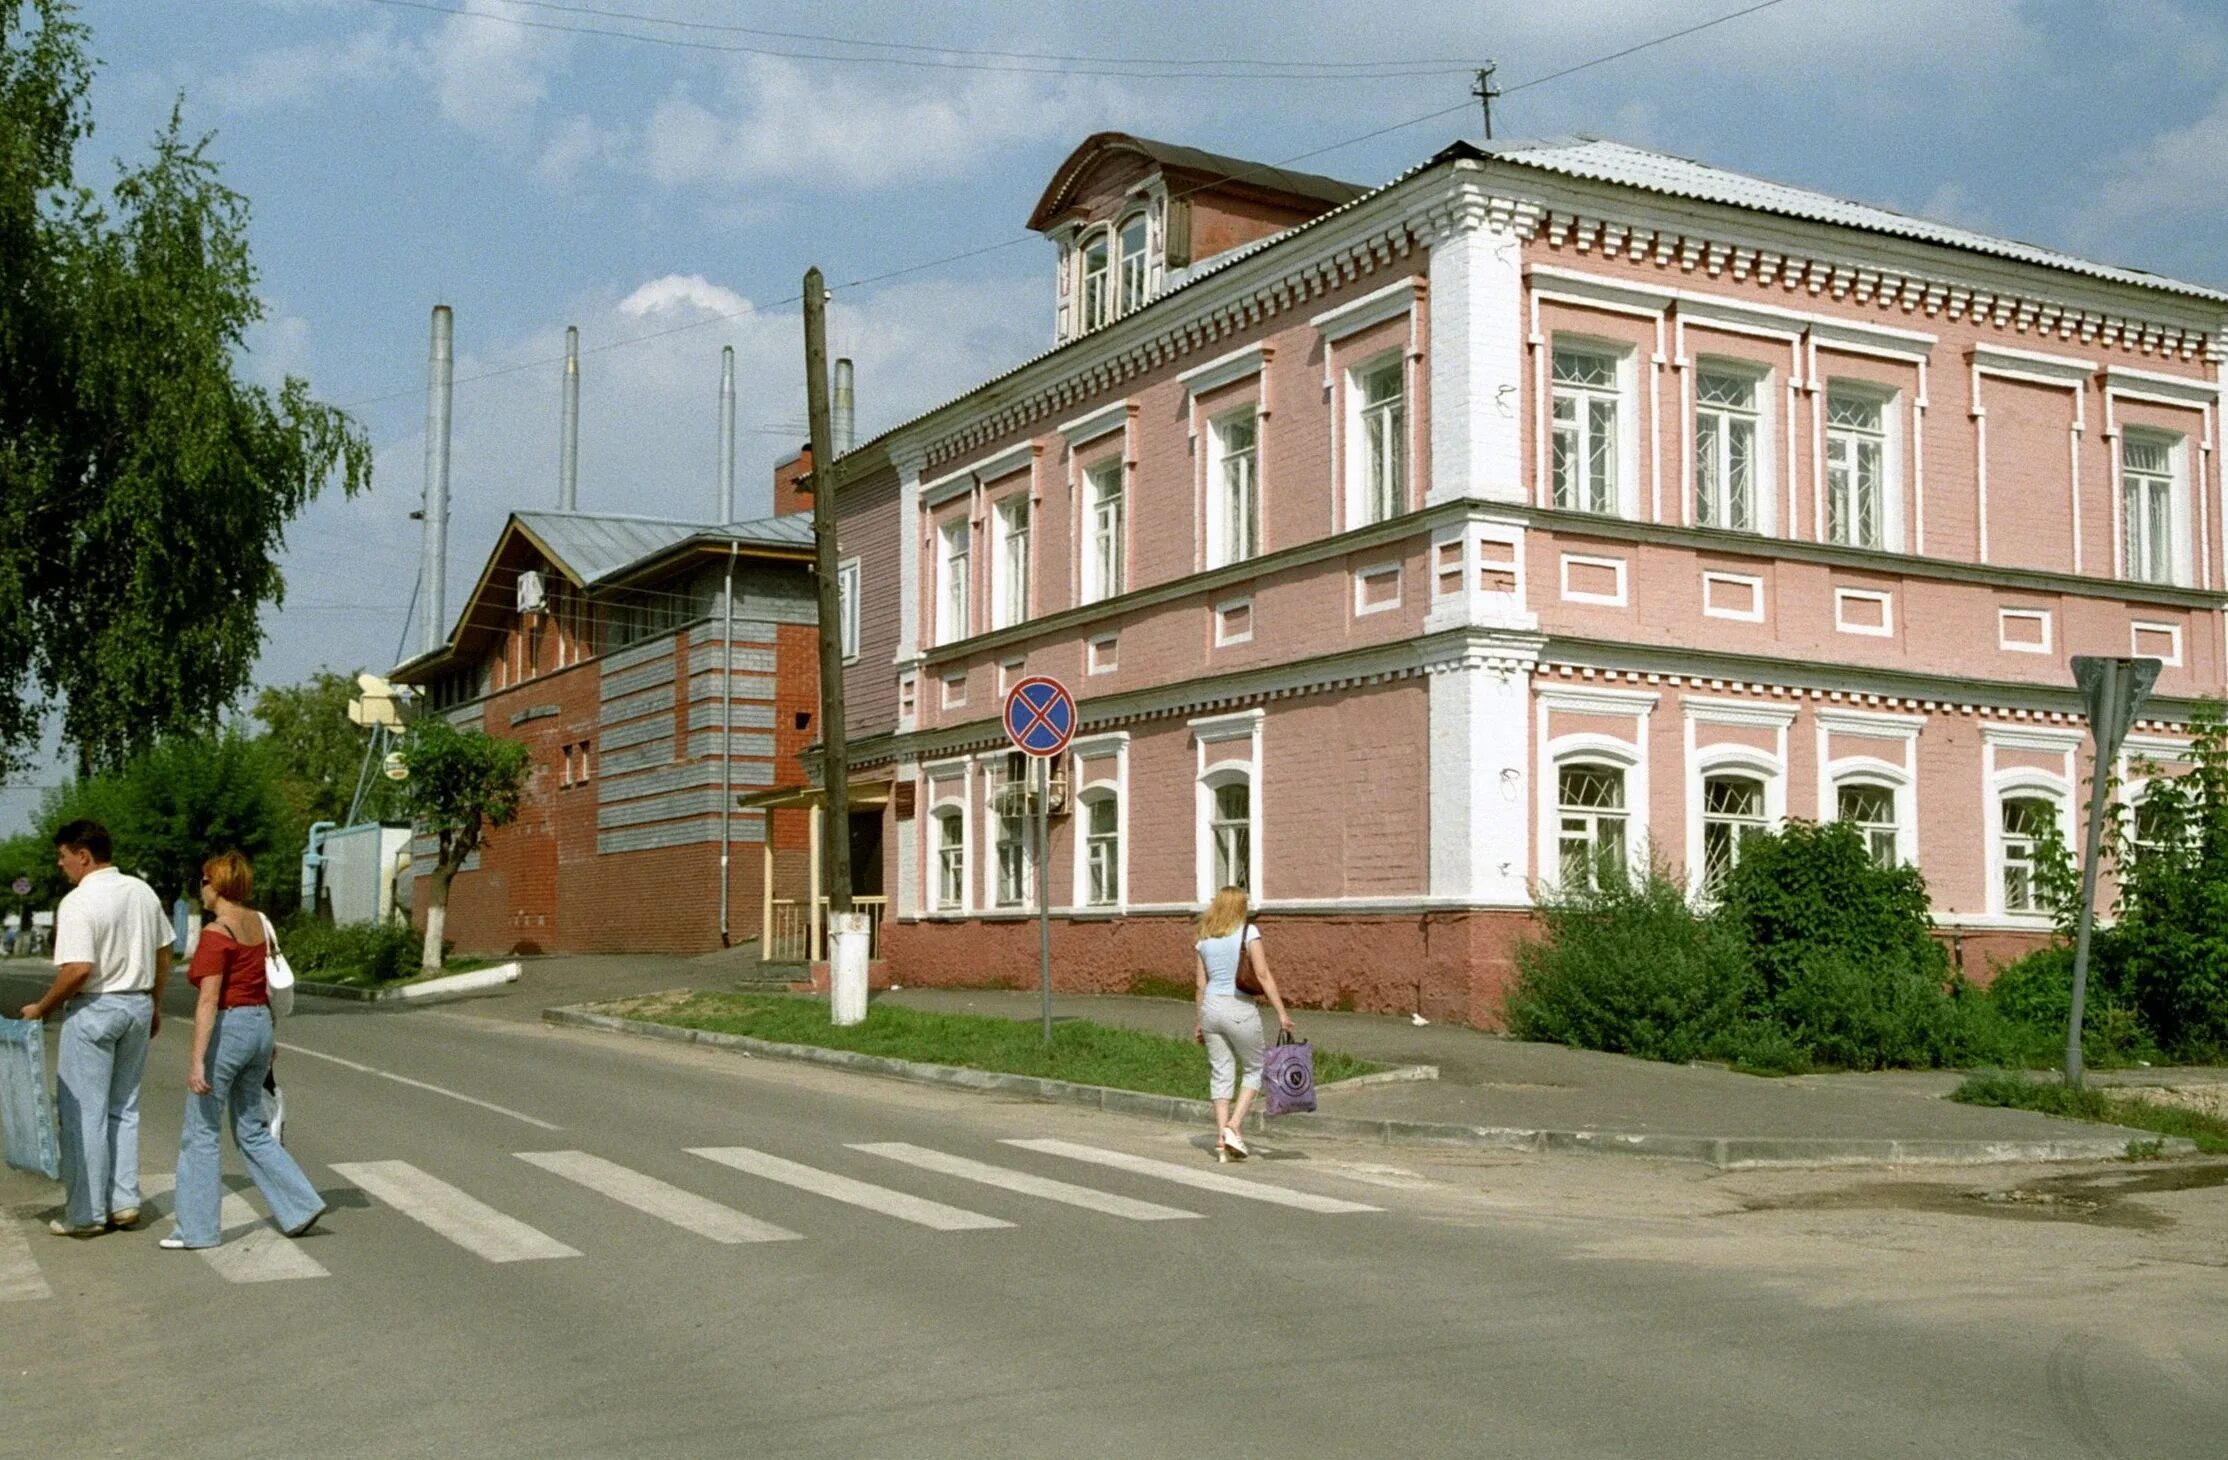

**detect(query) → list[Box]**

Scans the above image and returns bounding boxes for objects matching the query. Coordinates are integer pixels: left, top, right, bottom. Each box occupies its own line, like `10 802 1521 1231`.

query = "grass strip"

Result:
1952 1072 2228 1155
600 991 1384 1100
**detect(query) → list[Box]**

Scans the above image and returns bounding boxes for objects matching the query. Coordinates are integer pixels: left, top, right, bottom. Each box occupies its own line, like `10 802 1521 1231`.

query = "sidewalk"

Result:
864 985 2203 1164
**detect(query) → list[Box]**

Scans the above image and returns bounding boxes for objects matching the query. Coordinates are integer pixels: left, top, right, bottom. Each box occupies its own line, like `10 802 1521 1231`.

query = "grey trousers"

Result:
1201 994 1264 1100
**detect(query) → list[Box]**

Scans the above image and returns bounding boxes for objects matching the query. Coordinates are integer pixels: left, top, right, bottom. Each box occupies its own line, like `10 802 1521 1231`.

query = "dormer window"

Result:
1118 213 1149 314
1080 229 1112 333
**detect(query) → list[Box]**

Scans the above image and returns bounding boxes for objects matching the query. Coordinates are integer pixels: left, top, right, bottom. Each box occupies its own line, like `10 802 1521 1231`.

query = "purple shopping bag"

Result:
1262 1030 1316 1116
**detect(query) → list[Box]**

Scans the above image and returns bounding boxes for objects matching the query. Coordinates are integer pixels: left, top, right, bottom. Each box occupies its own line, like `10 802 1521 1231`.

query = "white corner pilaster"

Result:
1429 633 1543 904
1427 191 1526 505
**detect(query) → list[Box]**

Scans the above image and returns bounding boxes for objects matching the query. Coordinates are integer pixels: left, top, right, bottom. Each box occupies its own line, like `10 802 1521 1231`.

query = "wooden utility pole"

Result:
803 267 853 916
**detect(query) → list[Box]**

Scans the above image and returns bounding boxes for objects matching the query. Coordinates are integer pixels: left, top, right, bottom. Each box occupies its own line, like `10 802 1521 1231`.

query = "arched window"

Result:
1210 780 1250 892
2000 796 2058 913
1700 774 1767 892
1557 763 1627 888
1117 212 1148 315
1835 780 1900 868
932 807 966 914
1081 792 1120 906
1080 228 1112 332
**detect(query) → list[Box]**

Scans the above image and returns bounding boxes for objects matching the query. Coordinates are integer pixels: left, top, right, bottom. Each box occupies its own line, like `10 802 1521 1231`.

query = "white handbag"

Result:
259 913 296 1018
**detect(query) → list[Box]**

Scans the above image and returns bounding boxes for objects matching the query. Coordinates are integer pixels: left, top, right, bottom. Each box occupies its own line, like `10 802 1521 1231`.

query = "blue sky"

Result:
8 0 2228 832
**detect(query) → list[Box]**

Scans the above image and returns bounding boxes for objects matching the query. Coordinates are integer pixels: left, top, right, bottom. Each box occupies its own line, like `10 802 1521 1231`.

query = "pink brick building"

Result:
827 132 2228 1023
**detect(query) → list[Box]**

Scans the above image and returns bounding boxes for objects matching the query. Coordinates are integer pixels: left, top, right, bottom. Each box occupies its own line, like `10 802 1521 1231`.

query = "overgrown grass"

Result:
277 917 489 987
607 991 1384 1099
1951 1072 2228 1155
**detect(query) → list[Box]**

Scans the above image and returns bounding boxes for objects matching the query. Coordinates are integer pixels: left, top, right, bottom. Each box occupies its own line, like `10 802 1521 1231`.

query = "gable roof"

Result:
1484 135 2228 305
1027 131 1367 232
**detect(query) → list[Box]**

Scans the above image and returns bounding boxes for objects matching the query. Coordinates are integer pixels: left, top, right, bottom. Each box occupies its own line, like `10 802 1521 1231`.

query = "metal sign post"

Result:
1002 676 1077 1047
2066 655 2161 1089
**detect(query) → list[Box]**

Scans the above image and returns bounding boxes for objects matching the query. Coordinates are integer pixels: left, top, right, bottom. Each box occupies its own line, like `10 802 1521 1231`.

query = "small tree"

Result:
399 717 530 971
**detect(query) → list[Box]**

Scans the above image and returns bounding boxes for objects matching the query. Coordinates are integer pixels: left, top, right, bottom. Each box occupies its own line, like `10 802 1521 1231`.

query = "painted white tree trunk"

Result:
421 899 446 972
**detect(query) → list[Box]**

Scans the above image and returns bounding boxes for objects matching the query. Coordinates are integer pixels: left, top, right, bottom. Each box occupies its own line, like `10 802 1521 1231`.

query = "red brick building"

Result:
389 467 829 956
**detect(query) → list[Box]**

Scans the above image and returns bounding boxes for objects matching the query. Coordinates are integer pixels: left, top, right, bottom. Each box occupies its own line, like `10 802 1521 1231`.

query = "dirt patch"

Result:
2112 1083 2228 1121
1732 1161 2228 1233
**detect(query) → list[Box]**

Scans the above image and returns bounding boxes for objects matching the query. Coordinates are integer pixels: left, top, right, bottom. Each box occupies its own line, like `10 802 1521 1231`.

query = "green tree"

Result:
36 729 289 908
399 717 530 971
0 1 371 778
252 670 397 828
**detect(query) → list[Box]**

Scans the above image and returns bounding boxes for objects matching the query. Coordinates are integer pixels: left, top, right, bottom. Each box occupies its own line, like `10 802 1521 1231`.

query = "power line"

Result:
452 0 1489 70
336 0 1797 411
357 0 1481 80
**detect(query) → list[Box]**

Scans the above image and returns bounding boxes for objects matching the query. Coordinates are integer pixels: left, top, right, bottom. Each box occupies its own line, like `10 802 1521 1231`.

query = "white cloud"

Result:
533 113 623 186
243 313 315 390
426 0 569 145
2070 86 2228 267
642 55 1153 190
203 24 409 113
264 267 1050 686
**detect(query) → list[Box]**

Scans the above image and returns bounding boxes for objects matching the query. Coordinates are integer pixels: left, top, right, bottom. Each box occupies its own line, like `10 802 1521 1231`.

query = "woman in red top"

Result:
161 852 325 1250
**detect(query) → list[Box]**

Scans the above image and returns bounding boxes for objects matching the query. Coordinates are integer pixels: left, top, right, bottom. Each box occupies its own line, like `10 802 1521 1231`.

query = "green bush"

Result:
275 916 422 985
1984 944 2152 1066
1508 862 1755 1064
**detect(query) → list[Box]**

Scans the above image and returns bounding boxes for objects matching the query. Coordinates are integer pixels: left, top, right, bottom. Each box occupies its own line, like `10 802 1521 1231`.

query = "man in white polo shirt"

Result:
19 820 170 1236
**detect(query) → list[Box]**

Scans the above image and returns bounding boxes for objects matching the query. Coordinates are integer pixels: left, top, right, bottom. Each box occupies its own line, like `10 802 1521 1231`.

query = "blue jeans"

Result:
173 1006 323 1247
56 993 154 1229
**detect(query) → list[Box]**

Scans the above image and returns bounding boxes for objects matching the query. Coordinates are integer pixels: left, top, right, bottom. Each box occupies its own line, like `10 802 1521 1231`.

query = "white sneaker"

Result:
1221 1126 1249 1159
158 1235 196 1250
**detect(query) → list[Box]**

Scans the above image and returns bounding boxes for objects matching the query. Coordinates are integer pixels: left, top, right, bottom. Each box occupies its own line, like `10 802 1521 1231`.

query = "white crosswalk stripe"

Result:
688 1146 1012 1231
141 1174 327 1283
849 1143 1202 1222
1000 1139 1384 1214
516 1151 801 1244
0 1214 52 1302
332 1160 580 1262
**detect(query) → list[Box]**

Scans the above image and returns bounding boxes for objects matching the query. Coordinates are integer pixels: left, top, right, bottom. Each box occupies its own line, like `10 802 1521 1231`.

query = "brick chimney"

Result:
772 445 813 518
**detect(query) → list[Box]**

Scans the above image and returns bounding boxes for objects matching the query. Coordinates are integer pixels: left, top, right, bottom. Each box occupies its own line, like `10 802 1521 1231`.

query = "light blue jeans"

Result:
56 994 154 1229
173 1006 322 1248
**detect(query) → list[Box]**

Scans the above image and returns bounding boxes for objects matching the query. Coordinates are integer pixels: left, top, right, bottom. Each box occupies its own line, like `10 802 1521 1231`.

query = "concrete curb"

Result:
541 1006 2196 1168
299 962 523 1006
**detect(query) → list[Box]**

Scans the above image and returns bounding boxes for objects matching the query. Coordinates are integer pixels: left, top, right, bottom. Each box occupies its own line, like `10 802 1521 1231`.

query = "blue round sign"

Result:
1003 676 1077 758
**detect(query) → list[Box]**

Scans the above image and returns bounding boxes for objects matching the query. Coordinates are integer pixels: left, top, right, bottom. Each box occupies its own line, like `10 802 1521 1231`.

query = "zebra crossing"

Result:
2 1137 1380 1296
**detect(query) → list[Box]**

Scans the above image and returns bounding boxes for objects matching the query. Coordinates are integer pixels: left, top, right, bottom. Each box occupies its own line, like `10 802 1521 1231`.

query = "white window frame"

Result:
1353 561 1403 617
1205 407 1261 569
1065 734 1131 914
1536 688 1657 889
1833 587 1895 638
1345 350 1408 528
1191 709 1263 904
1692 358 1773 534
1988 769 2072 921
990 493 1030 631
2119 429 2185 586
925 772 971 916
1558 553 1628 607
1081 457 1125 604
836 557 861 663
1701 571 1765 623
1998 608 2052 655
1079 226 1112 334
1213 595 1254 647
1685 744 1787 899
1116 211 1149 317
1698 766 1773 896
2130 619 2184 667
1547 338 1637 518
1815 707 1923 871
936 517 970 645
1550 750 1636 892
1087 633 1118 676
1822 381 1900 552
1831 772 1907 869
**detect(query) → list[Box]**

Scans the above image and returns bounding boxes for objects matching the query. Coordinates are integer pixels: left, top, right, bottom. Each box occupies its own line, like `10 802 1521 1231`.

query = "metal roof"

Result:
1027 132 1366 230
513 509 813 587
1485 136 2228 305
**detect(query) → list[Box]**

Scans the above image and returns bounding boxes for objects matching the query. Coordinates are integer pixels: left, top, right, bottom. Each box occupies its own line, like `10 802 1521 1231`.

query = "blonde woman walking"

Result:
1192 886 1294 1161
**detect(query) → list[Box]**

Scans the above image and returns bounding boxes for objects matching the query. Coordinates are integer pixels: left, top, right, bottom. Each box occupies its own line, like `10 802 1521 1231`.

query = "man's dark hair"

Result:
52 820 113 863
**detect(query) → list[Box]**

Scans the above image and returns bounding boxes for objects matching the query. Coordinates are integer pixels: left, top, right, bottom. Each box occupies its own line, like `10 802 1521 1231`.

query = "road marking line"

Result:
515 1151 801 1245
331 1160 580 1262
1000 1139 1384 1214
0 1215 51 1302
141 1174 328 1282
277 1042 563 1131
688 1147 1012 1232
849 1143 1202 1222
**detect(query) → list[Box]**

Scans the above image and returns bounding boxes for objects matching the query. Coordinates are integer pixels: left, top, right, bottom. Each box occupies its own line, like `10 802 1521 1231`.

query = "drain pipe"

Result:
718 539 738 947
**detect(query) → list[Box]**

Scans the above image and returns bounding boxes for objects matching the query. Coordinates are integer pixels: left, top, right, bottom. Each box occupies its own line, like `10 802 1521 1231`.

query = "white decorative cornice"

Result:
1970 343 2096 386
1681 695 1799 728
1055 399 1130 445
1309 277 1422 341
1175 341 1268 396
2103 365 2218 407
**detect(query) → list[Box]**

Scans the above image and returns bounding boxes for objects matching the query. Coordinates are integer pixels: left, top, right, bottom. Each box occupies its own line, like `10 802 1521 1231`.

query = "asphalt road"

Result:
4 985 2223 1459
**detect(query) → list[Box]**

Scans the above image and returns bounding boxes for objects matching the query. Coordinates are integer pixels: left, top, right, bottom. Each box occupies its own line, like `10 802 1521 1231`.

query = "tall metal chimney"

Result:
421 304 453 657
832 357 855 456
719 345 736 523
559 324 580 511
